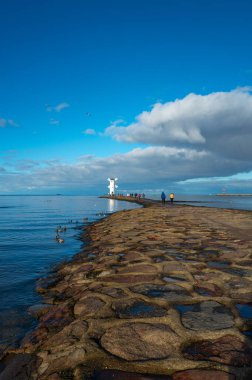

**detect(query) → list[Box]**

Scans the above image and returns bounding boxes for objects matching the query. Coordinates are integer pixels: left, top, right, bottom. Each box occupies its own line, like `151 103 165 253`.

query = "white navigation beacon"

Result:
107 177 118 195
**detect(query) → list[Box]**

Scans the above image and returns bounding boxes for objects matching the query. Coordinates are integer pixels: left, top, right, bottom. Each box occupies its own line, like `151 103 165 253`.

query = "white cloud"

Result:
46 102 70 112
82 128 96 135
0 118 19 128
105 88 252 161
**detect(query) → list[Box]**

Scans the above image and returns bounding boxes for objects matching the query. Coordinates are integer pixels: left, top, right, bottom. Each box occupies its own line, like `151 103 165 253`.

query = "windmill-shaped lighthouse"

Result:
108 178 118 195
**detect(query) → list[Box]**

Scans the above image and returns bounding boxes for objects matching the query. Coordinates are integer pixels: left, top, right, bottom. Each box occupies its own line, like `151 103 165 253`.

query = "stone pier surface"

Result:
1 197 252 380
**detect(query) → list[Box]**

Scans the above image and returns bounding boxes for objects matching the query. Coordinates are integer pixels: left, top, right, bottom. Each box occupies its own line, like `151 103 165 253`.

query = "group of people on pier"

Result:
161 191 174 204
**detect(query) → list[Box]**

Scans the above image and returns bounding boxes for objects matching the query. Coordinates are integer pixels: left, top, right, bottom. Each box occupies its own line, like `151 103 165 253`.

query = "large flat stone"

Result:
194 283 223 297
112 299 167 318
176 301 234 331
101 322 178 361
74 297 105 317
130 284 190 301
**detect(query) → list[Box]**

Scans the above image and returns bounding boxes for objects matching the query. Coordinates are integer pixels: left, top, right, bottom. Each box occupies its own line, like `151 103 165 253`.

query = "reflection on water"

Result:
108 198 115 213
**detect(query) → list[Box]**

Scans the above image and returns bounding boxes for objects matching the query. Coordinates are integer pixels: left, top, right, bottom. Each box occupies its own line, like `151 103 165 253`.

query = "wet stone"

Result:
163 263 185 272
98 286 127 298
230 290 252 301
130 284 190 301
207 261 230 269
112 299 167 318
118 264 157 274
162 275 187 283
0 353 38 380
238 260 252 267
222 267 252 277
176 301 234 331
194 283 223 297
40 305 73 333
36 277 59 293
87 253 96 260
183 334 252 366
94 369 172 380
98 274 156 284
172 369 235 380
101 322 178 361
74 297 105 317
198 250 220 259
28 304 52 318
152 256 166 263
225 278 252 291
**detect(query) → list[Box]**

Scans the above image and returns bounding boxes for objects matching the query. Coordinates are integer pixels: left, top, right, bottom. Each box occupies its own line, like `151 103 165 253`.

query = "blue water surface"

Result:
0 195 140 349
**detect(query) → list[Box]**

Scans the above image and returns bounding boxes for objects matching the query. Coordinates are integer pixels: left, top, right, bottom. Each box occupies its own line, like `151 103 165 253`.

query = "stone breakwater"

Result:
0 198 252 380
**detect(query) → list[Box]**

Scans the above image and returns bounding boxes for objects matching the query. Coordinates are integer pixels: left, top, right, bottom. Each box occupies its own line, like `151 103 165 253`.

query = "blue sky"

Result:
0 0 252 194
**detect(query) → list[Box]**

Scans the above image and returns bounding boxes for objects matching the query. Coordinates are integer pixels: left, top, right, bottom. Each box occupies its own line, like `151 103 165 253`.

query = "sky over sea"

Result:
0 0 252 195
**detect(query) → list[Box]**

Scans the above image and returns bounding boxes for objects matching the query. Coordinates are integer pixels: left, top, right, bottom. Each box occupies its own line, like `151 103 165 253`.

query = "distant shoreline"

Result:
216 194 252 196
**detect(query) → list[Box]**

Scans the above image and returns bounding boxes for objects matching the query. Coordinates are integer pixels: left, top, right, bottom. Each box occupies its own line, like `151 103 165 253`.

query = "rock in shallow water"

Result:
0 353 38 380
100 322 178 361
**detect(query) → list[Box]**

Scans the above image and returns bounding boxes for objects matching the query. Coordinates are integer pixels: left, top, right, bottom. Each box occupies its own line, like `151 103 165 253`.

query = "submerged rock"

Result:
0 353 38 380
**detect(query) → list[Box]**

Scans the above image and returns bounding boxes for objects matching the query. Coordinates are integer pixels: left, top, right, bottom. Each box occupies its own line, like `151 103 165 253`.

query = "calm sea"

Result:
150 194 252 211
0 194 251 351
0 195 140 351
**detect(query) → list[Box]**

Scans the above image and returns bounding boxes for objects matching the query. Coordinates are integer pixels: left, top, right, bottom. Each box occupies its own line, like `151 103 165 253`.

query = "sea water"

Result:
150 194 252 211
0 195 140 350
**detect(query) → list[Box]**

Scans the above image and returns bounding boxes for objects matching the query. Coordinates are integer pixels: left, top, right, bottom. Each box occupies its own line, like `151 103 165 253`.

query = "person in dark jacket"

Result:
161 191 166 204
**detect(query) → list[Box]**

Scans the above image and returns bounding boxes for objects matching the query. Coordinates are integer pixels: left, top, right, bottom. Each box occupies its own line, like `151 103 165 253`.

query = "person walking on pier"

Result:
170 192 174 204
161 191 166 204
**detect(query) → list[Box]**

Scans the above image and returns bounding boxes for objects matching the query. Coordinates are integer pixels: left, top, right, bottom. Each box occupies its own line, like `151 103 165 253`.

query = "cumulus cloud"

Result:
82 128 96 135
46 102 70 112
0 118 19 128
105 88 252 161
